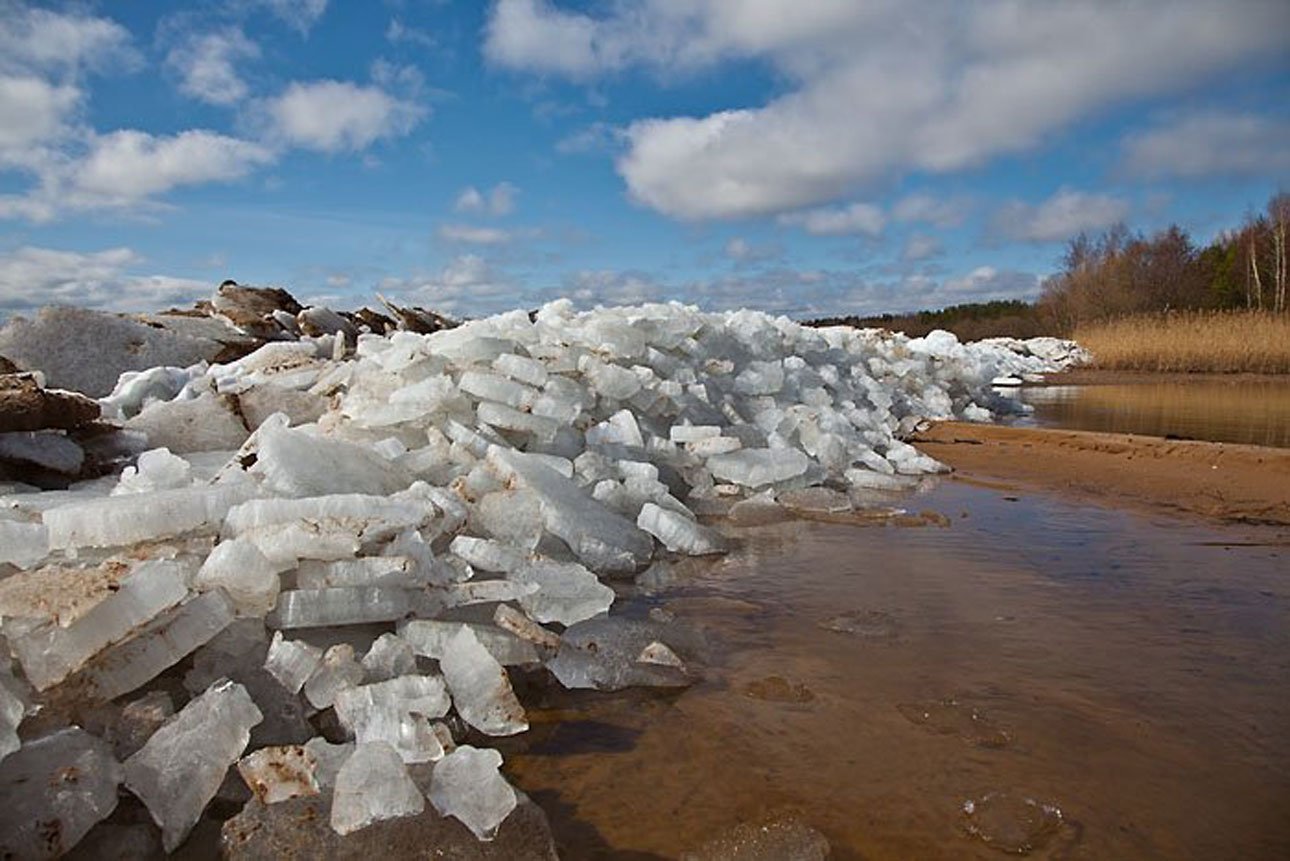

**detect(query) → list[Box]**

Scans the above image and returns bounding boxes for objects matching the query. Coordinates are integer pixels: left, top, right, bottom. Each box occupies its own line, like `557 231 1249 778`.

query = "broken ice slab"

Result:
0 728 122 859
264 632 324 694
223 492 432 565
302 644 365 710
585 409 645 448
330 741 426 836
251 422 409 498
488 447 653 574
78 589 235 702
444 579 539 609
237 745 320 804
125 391 251 454
440 626 528 737
42 482 254 550
685 435 743 457
493 604 560 650
706 448 811 488
449 535 527 573
334 675 451 763
303 737 354 790
472 489 543 552
10 560 190 691
509 559 615 626
636 502 727 556
194 539 281 617
399 620 540 667
111 447 192 495
296 556 421 589
458 370 538 410
577 356 642 399
0 557 144 633
361 632 417 681
547 618 695 692
0 679 22 761
492 352 548 387
668 424 722 443
0 519 47 567
270 586 412 629
428 745 518 842
123 679 263 852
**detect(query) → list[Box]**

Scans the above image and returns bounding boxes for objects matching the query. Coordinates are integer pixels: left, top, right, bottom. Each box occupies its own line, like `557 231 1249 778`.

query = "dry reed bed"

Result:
1074 311 1290 373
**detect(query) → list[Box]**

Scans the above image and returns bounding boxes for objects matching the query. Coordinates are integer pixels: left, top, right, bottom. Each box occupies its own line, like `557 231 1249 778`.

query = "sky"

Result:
0 0 1287 321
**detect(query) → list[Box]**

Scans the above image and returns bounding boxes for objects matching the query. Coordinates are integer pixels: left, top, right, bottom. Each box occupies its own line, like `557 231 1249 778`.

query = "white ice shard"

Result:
444 578 539 609
330 741 426 835
123 679 263 852
263 631 323 694
0 519 47 568
449 535 526 573
636 502 727 555
0 680 22 762
10 560 190 691
272 586 412 629
223 492 431 565
488 447 653 574
237 745 320 804
333 674 451 763
440 626 528 737
302 644 365 710
303 737 354 789
361 632 417 681
706 448 810 488
400 620 540 667
43 482 254 550
510 559 615 626
125 391 250 453
80 589 235 701
111 447 193 495
251 422 408 497
296 556 419 589
194 539 281 616
428 745 518 842
0 728 122 859
493 604 560 649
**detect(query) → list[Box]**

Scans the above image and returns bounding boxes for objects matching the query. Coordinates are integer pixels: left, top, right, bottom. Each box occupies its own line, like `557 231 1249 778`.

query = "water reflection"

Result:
503 482 1290 860
1009 380 1290 447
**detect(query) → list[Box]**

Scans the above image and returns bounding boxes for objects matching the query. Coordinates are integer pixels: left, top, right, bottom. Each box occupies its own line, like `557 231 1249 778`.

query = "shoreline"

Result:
1025 368 1290 386
911 421 1290 527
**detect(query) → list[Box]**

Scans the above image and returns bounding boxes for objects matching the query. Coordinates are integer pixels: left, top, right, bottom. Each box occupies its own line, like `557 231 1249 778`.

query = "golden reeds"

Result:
1074 311 1290 373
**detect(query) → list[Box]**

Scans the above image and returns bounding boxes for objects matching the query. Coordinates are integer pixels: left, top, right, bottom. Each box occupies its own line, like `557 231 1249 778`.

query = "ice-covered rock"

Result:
440 626 528 737
330 741 426 835
123 679 263 852
428 745 518 841
0 728 122 859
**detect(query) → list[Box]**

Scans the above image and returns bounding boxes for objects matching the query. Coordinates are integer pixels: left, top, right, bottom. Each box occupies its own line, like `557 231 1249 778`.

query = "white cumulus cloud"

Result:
994 189 1130 243
0 246 208 316
485 0 1289 220
454 182 519 216
1122 111 1290 179
166 28 260 106
779 202 885 236
261 79 426 153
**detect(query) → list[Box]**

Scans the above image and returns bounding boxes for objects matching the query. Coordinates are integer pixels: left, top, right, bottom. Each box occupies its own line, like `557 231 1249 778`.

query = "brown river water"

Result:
1012 379 1290 448
499 479 1290 859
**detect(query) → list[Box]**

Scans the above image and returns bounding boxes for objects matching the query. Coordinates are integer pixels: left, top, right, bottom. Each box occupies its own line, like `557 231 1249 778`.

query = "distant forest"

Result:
810 192 1289 339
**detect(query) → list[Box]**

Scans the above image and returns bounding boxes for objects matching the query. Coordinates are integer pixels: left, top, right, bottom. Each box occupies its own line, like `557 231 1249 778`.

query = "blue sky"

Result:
0 0 1287 320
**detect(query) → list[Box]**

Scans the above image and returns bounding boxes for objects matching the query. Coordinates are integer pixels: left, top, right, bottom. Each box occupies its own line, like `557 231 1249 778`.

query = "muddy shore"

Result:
911 421 1290 526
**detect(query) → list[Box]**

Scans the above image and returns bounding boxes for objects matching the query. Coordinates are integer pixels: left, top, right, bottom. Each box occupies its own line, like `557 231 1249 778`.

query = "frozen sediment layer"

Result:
334 674 451 763
237 745 320 804
10 560 190 691
43 482 254 550
429 745 518 842
330 741 426 835
440 626 528 737
0 728 122 859
124 679 263 852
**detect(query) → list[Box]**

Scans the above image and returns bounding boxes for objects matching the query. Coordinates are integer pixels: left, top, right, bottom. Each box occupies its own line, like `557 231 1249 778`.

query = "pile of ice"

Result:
0 301 1085 854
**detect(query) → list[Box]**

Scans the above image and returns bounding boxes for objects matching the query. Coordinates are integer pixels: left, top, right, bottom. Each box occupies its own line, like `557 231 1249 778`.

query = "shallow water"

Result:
1011 380 1290 447
501 480 1290 859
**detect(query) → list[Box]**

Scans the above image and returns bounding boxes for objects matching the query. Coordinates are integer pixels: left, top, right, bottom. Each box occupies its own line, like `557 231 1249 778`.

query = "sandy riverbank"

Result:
911 421 1290 526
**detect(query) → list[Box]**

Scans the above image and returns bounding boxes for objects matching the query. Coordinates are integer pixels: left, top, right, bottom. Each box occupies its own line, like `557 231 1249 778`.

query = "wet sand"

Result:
911 422 1290 525
500 481 1290 859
